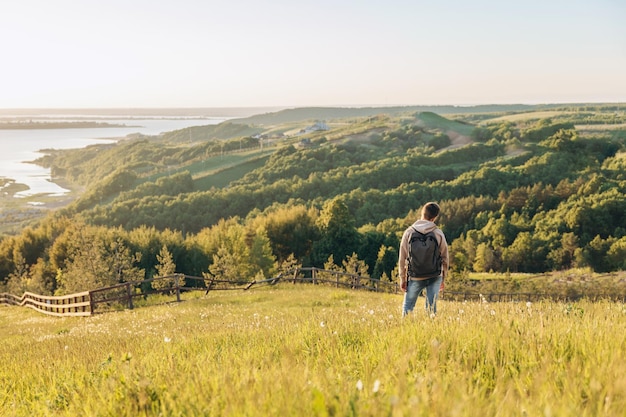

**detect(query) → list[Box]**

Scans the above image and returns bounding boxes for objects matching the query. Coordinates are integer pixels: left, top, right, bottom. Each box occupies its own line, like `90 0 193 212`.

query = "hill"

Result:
0 104 625 296
229 104 560 126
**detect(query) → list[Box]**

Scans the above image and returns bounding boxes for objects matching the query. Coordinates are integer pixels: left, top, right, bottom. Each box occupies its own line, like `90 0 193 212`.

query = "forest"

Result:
1 104 625 296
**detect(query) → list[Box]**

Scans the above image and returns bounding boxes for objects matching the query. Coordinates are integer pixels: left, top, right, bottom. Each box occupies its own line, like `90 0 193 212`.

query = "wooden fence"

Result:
0 270 398 316
2 269 623 316
0 290 91 317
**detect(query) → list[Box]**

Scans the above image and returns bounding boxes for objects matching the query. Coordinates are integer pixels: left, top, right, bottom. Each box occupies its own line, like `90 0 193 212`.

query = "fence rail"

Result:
0 291 91 317
2 269 624 316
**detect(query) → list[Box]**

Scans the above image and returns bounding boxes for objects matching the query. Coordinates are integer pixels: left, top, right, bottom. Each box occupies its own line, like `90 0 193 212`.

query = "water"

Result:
0 116 227 197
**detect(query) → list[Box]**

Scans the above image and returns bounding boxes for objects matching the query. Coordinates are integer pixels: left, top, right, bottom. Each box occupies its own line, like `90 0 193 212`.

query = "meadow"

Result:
1 285 625 416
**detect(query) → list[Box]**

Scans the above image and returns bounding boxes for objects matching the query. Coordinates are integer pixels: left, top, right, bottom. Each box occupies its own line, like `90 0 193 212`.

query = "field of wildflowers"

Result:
1 285 625 416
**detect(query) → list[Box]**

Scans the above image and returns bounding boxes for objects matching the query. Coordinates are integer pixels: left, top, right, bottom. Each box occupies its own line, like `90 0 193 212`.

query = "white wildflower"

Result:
356 380 363 391
164 337 172 343
320 321 325 328
373 379 381 393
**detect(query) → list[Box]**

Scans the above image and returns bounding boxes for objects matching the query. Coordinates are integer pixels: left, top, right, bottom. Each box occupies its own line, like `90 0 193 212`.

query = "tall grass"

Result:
1 285 625 416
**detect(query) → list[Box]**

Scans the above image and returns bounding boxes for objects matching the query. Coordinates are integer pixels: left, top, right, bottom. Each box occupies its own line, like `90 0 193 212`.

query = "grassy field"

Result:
141 148 275 191
192 154 272 190
484 111 579 123
2 285 625 416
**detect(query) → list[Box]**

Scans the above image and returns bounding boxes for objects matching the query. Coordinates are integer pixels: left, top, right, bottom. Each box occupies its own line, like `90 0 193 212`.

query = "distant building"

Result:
309 121 329 131
299 121 330 135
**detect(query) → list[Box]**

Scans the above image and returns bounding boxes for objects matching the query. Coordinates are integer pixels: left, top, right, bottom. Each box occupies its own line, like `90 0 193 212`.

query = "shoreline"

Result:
0 121 135 130
0 175 80 235
0 107 283 118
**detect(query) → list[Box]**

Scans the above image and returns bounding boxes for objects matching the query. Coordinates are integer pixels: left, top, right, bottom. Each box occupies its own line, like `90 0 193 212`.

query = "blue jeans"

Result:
402 276 443 316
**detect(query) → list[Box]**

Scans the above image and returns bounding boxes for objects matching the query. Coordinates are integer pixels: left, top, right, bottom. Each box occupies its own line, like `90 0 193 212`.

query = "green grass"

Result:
185 149 274 178
1 285 625 416
485 110 578 123
193 154 271 190
417 112 475 136
141 148 275 190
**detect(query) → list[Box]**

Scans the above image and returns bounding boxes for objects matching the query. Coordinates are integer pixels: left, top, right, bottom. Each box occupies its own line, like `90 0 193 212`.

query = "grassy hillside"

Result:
2 285 625 416
229 104 564 126
158 122 264 143
192 152 272 189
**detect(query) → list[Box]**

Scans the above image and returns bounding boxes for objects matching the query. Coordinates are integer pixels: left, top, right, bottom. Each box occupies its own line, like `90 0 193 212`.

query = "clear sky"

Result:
1 0 625 108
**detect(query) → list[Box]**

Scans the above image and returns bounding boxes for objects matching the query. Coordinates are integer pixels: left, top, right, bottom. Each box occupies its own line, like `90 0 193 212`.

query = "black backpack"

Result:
407 227 442 278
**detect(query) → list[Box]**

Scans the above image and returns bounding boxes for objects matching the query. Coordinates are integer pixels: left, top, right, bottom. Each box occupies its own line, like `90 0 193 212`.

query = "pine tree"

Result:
152 245 180 292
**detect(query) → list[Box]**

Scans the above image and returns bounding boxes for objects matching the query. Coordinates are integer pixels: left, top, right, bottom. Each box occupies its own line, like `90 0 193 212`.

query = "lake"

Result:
0 116 227 197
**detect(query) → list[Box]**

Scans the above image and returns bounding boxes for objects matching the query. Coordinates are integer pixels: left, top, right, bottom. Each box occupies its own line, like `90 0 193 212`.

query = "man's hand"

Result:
401 281 407 292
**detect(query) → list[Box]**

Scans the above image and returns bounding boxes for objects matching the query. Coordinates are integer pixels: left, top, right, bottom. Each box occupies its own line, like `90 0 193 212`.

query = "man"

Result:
398 202 449 316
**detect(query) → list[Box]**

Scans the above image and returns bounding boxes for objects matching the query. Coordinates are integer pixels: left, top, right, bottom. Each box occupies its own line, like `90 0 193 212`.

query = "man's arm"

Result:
438 230 449 279
398 230 409 291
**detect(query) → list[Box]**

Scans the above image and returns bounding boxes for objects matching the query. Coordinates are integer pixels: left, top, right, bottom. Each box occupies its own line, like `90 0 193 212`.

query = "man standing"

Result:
398 202 449 316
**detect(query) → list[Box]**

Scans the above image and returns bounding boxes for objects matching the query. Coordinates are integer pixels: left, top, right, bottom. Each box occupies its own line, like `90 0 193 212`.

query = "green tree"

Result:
6 256 52 295
277 253 302 278
6 252 29 295
253 205 319 263
357 226 390 276
155 245 176 276
607 237 626 271
151 245 181 292
205 245 248 283
56 229 144 295
249 228 277 280
430 133 452 150
473 243 499 273
317 254 342 284
372 245 397 281
547 232 580 270
502 232 546 273
502 232 532 272
311 198 360 266
342 253 370 288
582 235 614 272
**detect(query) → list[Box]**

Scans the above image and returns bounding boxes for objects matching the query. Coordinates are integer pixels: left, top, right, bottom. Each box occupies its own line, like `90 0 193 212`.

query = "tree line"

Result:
1 110 625 296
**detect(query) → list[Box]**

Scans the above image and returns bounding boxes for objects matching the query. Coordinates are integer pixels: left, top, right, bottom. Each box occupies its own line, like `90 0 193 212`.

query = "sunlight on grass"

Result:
1 285 625 416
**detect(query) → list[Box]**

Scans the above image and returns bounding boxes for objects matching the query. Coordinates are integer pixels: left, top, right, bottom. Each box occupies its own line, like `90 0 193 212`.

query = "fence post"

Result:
89 291 94 314
126 283 134 310
175 274 181 303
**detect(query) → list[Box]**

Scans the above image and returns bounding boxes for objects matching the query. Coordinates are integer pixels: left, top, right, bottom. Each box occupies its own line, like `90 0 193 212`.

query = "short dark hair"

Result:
422 202 440 221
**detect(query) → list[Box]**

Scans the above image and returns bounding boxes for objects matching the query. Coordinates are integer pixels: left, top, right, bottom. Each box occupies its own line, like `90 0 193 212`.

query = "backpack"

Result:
407 227 442 278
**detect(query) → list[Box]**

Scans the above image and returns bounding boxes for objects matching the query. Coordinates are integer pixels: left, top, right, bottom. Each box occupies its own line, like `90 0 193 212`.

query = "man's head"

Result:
421 202 440 221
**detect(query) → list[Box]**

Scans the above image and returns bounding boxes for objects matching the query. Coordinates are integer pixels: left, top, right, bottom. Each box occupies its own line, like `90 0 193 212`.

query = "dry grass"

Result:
1 285 625 416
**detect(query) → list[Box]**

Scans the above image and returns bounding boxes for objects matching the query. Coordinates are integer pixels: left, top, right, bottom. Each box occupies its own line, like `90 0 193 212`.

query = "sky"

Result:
1 0 625 109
